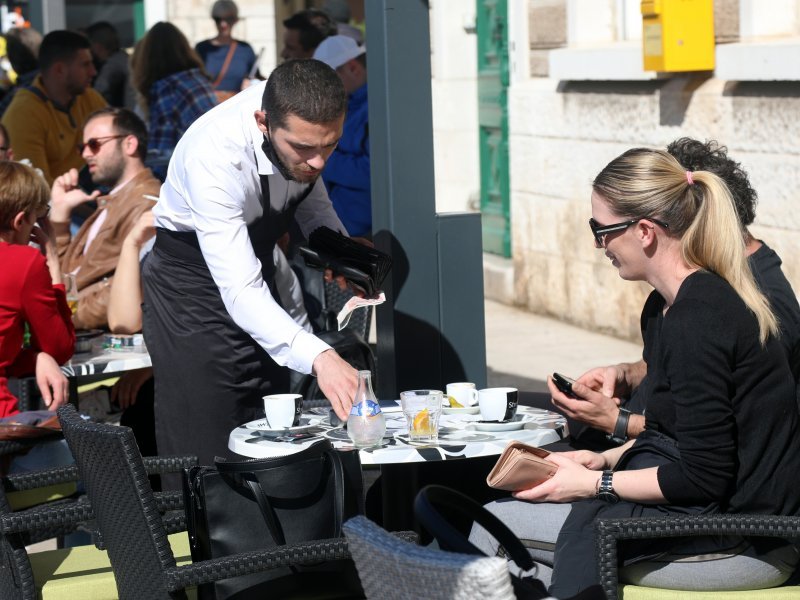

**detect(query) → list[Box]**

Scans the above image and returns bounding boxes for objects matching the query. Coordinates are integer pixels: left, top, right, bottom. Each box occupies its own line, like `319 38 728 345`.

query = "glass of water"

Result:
399 389 443 442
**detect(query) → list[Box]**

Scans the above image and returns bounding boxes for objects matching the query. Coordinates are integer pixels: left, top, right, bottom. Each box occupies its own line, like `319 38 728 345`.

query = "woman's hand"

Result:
560 449 607 470
512 453 601 503
111 367 153 410
125 211 156 249
35 352 70 409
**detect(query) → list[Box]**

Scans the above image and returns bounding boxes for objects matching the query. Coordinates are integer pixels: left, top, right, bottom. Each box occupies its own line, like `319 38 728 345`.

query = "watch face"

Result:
598 490 619 504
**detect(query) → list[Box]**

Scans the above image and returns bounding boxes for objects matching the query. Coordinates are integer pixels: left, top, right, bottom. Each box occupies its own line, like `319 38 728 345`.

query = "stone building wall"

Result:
509 0 800 341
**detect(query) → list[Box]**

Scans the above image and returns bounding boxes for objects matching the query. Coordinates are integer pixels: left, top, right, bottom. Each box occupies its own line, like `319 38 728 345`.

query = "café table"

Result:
229 403 567 530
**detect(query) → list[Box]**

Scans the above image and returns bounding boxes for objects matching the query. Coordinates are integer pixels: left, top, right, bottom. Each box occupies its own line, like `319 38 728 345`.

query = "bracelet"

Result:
607 407 631 444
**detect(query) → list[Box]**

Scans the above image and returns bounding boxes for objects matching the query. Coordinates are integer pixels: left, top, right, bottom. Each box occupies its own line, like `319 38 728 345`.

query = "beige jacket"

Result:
56 169 160 329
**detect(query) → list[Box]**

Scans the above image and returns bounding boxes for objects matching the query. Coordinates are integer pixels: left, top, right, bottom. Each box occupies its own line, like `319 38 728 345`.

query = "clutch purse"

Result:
486 441 558 491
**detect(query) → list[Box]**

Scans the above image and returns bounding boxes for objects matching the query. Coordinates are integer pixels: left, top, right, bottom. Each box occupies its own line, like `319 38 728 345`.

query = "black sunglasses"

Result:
213 16 236 24
80 135 126 154
589 217 669 248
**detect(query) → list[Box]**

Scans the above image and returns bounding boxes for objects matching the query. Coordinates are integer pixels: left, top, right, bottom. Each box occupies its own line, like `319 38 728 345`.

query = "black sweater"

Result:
638 270 800 515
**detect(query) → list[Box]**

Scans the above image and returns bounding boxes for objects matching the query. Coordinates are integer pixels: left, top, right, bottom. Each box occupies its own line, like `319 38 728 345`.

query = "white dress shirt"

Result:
153 81 344 375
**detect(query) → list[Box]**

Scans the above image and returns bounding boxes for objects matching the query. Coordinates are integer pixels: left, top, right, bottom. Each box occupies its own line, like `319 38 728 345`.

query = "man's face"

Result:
258 112 343 183
64 49 97 97
0 132 10 161
281 28 313 61
81 115 126 188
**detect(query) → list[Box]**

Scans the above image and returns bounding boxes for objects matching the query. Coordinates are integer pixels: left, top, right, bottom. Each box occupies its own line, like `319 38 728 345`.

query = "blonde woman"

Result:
471 148 800 596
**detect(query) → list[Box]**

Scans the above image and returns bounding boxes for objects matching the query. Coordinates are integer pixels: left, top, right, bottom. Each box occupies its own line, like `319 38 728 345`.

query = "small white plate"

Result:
244 416 322 433
442 405 480 415
469 415 528 432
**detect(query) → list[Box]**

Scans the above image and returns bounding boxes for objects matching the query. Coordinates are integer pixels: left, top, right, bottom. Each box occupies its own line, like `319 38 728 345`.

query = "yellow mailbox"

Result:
641 0 715 71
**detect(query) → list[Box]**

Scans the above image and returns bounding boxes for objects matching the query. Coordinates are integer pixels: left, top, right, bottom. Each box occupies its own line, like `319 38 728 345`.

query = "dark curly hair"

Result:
666 137 757 228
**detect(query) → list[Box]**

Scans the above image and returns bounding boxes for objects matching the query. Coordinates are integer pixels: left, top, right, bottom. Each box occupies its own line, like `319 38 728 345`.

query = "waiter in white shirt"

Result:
141 60 357 471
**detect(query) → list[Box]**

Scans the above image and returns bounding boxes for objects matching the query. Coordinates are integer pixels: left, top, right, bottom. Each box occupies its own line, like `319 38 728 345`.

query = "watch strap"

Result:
608 407 631 444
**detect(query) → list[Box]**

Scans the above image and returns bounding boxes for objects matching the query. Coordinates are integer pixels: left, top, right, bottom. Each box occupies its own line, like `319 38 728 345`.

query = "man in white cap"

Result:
313 35 371 237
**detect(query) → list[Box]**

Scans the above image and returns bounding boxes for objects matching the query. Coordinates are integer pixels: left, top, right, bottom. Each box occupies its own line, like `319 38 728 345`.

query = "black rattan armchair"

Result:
596 514 800 600
57 404 367 599
0 453 196 600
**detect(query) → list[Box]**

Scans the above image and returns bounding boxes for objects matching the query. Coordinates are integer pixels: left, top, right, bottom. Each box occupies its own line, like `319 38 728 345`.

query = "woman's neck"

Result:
646 244 698 308
213 34 233 45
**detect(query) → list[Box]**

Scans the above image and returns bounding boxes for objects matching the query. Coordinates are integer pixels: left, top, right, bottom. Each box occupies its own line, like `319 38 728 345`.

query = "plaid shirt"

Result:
147 68 217 156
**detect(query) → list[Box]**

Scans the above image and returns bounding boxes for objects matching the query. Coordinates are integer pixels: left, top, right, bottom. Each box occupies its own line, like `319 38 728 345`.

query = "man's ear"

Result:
122 134 138 158
254 110 269 133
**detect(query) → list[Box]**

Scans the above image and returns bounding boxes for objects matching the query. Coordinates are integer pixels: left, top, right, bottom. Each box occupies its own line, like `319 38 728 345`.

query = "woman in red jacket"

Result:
0 161 74 417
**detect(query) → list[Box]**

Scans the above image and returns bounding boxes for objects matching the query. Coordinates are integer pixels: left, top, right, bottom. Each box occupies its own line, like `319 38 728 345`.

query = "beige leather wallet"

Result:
486 441 558 491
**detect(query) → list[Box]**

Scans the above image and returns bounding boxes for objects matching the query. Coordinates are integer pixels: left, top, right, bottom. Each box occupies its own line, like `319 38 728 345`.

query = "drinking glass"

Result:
399 389 443 442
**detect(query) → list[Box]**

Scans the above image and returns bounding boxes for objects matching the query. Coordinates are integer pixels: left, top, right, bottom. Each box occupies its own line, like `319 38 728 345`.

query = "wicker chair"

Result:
343 515 518 600
57 404 366 599
596 514 800 599
1 455 195 600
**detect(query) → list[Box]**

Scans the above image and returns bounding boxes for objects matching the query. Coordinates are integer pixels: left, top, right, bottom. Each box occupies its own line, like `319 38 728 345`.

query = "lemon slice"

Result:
412 408 431 434
447 395 464 408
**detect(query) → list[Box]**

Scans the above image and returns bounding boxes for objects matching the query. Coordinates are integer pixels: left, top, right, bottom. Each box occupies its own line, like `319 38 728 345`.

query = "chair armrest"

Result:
0 495 93 535
596 514 800 600
142 455 198 474
3 465 80 492
165 537 351 590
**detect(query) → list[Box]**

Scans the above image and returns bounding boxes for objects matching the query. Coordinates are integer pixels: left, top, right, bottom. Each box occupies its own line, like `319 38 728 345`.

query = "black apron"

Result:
142 174 314 483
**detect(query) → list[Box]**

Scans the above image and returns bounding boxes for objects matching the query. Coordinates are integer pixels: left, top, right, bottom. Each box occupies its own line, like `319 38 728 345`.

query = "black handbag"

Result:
183 440 365 600
414 485 605 600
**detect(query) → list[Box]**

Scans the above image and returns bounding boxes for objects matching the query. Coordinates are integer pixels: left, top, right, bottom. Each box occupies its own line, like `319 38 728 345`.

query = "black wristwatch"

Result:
607 407 631 445
596 470 619 503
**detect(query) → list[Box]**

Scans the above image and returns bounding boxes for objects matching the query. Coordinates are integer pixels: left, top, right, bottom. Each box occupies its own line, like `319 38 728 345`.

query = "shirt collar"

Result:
247 107 275 177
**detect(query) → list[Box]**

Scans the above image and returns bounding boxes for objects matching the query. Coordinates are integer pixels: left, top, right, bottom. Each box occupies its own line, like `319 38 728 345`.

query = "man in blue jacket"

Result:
314 35 371 237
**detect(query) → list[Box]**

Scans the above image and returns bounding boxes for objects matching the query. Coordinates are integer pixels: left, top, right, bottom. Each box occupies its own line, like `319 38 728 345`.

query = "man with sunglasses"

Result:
141 59 357 479
548 138 800 450
49 107 160 331
1 30 107 185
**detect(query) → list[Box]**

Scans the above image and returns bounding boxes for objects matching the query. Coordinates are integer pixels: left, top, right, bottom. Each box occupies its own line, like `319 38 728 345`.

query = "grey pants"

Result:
469 498 799 592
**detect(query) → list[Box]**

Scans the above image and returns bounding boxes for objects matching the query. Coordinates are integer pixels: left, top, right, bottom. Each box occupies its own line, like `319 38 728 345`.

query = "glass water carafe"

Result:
347 370 385 448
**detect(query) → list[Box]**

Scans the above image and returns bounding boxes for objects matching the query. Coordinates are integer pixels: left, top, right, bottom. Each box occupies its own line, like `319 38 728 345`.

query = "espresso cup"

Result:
478 387 518 422
446 382 479 407
263 393 303 429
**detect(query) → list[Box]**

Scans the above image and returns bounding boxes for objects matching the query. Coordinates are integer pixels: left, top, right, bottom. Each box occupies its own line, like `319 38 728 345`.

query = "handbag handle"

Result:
414 484 536 573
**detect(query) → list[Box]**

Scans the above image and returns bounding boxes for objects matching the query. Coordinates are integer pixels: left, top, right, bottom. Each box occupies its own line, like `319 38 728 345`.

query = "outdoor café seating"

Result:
56 404 362 599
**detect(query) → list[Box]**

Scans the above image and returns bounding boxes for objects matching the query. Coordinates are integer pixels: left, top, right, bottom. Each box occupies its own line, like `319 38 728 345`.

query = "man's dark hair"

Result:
85 21 121 53
4 27 41 75
283 9 337 52
666 137 757 228
38 30 91 72
86 107 149 161
262 59 346 129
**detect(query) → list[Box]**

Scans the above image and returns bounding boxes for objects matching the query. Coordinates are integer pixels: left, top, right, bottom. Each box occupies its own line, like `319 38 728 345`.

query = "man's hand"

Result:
576 365 629 398
35 352 70 410
313 349 358 420
111 367 153 410
512 453 600 503
50 168 101 223
547 376 620 434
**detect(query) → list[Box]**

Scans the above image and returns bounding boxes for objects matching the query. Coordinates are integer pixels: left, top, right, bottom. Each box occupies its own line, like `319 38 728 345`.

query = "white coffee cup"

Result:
478 387 518 422
263 393 303 429
446 382 479 407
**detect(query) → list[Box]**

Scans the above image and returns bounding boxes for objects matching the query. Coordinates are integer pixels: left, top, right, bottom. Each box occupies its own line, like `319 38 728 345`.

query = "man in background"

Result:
86 21 136 109
50 107 159 330
2 30 106 184
314 35 371 237
0 123 12 161
281 8 337 60
0 26 42 117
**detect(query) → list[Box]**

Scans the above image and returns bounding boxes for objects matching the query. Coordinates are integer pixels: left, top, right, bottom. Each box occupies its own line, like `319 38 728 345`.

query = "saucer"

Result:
442 405 480 415
243 416 322 433
469 414 528 432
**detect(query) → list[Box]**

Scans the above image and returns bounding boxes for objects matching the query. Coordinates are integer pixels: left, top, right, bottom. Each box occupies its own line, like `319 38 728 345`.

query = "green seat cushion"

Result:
7 483 79 511
32 531 192 599
620 584 800 599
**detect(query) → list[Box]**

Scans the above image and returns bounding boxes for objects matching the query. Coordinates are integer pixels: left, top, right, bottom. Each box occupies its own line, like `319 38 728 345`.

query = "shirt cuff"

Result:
290 329 332 375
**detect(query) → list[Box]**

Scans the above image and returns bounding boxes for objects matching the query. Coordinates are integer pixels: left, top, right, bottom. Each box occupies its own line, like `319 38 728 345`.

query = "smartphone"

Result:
552 372 579 399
